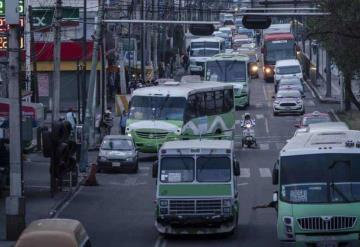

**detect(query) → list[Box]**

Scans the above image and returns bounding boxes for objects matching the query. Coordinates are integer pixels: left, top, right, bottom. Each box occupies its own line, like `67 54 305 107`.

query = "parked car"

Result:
15 219 91 247
273 90 305 116
295 111 331 128
276 77 304 95
97 135 139 173
274 59 303 86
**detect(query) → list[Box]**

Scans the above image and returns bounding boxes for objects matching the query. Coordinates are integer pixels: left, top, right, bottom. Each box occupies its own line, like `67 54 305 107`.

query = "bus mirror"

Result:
152 161 158 178
272 168 279 185
234 160 240 176
272 191 278 203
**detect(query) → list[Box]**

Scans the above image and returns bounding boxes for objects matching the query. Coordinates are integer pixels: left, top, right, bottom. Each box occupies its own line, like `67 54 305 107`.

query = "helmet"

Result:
244 113 251 120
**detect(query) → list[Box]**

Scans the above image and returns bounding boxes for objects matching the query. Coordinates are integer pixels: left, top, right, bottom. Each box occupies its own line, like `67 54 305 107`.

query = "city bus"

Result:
126 81 235 153
205 53 250 109
152 139 240 235
272 130 360 245
261 24 296 82
189 37 225 76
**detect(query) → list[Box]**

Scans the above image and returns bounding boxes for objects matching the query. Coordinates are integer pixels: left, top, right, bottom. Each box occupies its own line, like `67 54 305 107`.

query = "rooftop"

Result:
161 139 233 150
276 59 300 67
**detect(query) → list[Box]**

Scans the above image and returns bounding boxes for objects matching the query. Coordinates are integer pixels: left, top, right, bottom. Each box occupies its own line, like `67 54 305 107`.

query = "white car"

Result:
274 59 303 85
273 90 304 116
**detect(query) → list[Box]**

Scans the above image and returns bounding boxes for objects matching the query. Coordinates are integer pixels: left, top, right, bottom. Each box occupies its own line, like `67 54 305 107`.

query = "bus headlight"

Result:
159 200 168 207
265 67 272 74
283 216 294 240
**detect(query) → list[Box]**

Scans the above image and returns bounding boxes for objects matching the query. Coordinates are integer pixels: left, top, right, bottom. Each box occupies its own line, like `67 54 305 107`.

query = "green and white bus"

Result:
272 130 360 245
152 139 240 235
126 81 235 153
205 53 250 109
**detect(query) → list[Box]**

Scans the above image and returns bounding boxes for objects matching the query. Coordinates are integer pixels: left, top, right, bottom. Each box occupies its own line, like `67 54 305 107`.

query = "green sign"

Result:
32 7 80 28
0 0 25 16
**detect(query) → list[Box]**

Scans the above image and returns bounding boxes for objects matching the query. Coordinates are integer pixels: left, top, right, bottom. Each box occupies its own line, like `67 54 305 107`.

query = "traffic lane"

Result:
58 161 158 247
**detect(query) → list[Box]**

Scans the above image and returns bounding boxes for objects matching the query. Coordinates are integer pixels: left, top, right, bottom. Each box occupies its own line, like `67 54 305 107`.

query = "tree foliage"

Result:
306 0 360 110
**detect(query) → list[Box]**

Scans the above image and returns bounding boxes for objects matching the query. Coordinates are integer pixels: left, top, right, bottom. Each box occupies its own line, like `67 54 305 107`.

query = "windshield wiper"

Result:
157 95 170 120
328 160 352 203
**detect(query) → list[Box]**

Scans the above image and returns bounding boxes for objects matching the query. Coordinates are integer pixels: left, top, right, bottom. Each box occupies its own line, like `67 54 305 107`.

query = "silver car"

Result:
97 135 139 173
273 90 305 116
276 78 304 95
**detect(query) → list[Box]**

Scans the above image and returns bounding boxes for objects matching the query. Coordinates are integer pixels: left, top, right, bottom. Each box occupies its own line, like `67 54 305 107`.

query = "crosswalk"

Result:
234 140 287 151
239 168 272 178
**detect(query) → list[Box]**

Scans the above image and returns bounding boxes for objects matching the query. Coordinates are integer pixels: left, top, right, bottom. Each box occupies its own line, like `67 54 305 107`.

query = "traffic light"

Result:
42 120 78 194
242 15 272 29
189 24 215 36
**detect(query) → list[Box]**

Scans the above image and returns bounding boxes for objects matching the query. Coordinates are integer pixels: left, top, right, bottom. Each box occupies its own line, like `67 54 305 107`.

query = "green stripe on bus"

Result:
159 184 232 197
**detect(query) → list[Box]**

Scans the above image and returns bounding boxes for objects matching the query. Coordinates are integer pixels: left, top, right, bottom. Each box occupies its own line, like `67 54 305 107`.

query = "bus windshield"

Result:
280 154 360 203
197 157 231 182
191 49 220 57
160 157 194 183
206 60 247 82
265 40 295 63
129 96 186 121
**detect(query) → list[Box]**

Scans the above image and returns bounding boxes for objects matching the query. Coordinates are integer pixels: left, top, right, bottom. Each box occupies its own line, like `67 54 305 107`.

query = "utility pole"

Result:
79 0 104 172
25 0 31 96
52 0 62 122
5 0 25 240
29 6 39 103
325 50 331 98
118 35 127 94
82 0 87 123
140 0 145 80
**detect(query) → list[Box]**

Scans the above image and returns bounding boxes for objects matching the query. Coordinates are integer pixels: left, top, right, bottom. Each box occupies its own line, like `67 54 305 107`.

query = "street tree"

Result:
306 0 360 111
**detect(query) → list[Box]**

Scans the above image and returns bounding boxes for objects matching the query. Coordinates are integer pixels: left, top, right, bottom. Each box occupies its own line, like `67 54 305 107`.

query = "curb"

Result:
48 176 85 218
304 80 340 104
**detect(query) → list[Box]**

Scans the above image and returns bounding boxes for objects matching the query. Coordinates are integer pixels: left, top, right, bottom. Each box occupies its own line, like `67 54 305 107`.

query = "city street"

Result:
56 76 338 247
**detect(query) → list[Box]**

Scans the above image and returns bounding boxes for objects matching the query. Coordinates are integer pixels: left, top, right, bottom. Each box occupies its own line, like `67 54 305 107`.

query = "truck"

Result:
152 139 240 235
272 129 360 246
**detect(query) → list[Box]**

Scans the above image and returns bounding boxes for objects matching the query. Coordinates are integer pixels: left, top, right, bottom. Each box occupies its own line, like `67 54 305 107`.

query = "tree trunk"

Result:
344 73 360 111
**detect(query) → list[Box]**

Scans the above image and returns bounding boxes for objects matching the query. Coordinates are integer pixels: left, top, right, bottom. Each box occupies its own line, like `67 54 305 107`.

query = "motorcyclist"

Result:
240 113 256 128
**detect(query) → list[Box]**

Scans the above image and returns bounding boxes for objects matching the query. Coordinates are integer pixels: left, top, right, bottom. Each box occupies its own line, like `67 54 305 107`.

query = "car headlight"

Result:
99 156 107 161
296 99 303 104
265 67 272 74
126 157 134 161
251 65 258 72
274 100 280 105
159 200 168 207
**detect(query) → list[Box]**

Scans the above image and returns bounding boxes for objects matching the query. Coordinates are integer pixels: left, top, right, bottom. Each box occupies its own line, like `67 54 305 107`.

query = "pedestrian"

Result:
182 53 189 72
102 109 113 135
119 110 128 135
159 62 165 78
65 107 77 131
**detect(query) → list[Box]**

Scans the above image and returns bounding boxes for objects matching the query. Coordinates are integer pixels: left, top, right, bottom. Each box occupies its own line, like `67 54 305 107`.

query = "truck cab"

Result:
153 139 240 235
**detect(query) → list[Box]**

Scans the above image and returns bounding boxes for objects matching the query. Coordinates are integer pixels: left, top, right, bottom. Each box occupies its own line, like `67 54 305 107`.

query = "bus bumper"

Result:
281 233 360 247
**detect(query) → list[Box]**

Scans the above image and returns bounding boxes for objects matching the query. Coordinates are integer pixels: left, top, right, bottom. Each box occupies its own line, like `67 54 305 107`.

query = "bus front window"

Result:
206 61 246 82
196 157 231 182
191 49 220 57
265 41 295 63
129 96 186 121
280 154 360 203
160 157 194 183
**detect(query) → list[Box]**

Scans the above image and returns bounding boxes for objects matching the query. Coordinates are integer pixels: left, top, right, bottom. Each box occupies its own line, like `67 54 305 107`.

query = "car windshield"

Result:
280 154 360 203
277 91 301 98
279 80 301 86
206 60 247 82
129 96 186 121
302 116 331 126
277 66 301 75
196 156 231 182
160 157 194 183
101 139 133 150
191 49 220 57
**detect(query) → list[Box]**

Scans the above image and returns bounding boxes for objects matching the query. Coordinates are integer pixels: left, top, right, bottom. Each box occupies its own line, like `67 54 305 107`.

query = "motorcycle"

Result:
241 120 257 148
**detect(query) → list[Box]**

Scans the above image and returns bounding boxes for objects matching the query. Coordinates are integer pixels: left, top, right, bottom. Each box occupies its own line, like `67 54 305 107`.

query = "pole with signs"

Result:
5 0 25 240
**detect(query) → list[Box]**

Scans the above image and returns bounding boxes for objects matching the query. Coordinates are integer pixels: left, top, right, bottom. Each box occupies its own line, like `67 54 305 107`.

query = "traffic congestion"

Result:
5 6 360 247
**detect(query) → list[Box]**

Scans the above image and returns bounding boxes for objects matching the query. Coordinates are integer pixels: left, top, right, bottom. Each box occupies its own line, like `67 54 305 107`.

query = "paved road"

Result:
58 76 337 247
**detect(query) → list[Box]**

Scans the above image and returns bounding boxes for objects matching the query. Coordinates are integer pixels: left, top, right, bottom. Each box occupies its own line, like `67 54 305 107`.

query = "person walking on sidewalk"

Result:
65 107 77 131
119 110 128 135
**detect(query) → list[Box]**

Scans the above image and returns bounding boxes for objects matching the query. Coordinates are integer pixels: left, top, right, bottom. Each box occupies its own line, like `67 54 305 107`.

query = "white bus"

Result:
126 81 235 153
189 37 225 76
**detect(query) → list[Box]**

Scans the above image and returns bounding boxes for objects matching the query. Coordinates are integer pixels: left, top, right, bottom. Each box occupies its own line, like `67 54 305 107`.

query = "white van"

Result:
274 59 303 85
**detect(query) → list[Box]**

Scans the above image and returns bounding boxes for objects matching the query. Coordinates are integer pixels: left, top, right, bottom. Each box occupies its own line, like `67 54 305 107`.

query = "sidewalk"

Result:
0 151 98 244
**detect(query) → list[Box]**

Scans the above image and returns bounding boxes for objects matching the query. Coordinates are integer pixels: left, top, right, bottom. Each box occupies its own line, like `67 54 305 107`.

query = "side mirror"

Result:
152 160 158 178
233 160 240 176
272 168 279 185
272 191 278 203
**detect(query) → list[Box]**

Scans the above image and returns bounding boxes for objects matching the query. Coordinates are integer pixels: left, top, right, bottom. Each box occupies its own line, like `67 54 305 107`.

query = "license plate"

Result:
112 162 121 167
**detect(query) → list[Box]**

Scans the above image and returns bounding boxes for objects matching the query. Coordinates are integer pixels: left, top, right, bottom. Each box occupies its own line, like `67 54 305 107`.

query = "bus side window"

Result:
184 94 197 123
205 92 216 116
215 91 224 114
197 93 206 117
223 89 234 112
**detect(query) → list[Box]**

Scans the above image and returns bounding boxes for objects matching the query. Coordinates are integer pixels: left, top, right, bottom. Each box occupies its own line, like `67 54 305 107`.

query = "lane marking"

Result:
154 236 167 247
255 114 264 119
259 143 270 150
240 168 250 178
54 186 84 218
262 84 268 101
259 168 272 178
237 182 249 186
264 118 270 134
